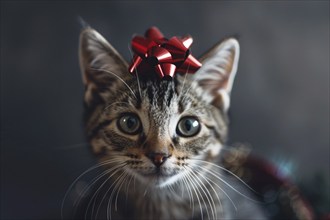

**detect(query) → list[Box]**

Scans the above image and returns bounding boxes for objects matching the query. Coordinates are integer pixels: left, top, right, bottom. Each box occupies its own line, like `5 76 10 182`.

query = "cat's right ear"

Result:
79 27 130 106
192 38 240 112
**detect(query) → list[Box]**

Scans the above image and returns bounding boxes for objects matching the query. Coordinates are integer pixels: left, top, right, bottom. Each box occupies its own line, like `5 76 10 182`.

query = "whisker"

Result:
85 178 108 220
125 172 135 207
143 174 157 197
90 67 137 100
128 44 142 100
73 168 108 208
178 61 192 99
103 101 133 111
180 171 194 211
107 171 128 220
191 159 259 195
61 159 123 219
193 165 237 211
167 182 178 196
114 171 130 212
91 165 127 219
180 68 204 103
203 171 237 212
81 163 126 219
187 165 220 219
187 165 224 216
178 176 184 198
185 166 215 220
191 161 262 204
183 167 204 220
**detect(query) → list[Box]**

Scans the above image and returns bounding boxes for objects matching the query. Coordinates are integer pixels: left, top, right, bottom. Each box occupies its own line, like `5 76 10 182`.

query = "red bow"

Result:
129 27 202 79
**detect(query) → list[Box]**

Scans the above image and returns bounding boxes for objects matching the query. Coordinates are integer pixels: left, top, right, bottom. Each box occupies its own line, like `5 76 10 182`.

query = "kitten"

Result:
75 26 268 220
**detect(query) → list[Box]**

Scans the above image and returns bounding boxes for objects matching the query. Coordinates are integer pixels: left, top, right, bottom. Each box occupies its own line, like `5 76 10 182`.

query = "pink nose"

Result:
146 153 170 167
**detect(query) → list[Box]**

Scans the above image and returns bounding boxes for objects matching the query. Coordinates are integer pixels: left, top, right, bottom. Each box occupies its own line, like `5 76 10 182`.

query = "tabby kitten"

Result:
77 27 267 220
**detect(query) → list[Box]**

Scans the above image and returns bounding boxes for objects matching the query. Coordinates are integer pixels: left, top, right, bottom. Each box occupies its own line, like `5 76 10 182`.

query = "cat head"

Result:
79 27 239 187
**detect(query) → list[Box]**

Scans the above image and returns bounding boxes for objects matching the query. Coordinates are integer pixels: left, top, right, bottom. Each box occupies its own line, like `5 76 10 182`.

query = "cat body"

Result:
76 26 268 220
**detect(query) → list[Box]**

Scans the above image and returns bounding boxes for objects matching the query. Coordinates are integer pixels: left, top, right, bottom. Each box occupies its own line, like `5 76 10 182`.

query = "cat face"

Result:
79 27 239 188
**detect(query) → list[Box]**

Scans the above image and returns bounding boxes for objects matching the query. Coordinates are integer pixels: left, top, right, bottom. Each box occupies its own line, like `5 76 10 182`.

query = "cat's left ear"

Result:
193 38 239 111
79 27 130 106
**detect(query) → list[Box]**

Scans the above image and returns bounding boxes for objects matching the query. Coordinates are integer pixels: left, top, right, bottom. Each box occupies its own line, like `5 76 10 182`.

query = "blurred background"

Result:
1 1 329 219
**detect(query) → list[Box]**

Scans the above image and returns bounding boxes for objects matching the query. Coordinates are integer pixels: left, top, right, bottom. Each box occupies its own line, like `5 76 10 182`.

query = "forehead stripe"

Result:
166 87 174 107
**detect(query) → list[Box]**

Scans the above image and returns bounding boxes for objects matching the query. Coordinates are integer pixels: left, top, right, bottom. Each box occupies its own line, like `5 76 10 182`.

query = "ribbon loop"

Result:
147 47 173 65
145 26 164 42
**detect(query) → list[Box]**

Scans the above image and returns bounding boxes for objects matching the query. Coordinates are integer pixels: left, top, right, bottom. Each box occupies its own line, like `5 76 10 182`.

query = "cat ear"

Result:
194 38 239 111
79 27 130 106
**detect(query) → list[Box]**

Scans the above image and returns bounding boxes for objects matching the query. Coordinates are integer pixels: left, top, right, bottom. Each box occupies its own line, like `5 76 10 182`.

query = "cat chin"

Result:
145 175 182 189
132 170 183 188
154 174 182 188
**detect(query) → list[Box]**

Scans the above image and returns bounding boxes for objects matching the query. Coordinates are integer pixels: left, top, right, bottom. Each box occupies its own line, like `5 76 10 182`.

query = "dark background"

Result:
1 1 329 219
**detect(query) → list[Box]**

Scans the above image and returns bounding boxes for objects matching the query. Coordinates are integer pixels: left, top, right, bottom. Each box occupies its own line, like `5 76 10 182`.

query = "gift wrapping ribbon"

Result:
129 27 202 79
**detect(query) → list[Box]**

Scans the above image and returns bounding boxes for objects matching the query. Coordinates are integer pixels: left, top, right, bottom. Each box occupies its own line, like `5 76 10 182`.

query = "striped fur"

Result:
76 27 267 220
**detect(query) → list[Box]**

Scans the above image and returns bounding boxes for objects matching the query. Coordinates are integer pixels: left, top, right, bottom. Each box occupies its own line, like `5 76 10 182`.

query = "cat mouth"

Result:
139 166 182 181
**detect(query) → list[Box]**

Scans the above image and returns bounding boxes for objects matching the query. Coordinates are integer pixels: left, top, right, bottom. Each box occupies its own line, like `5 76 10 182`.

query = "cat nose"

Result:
146 152 170 167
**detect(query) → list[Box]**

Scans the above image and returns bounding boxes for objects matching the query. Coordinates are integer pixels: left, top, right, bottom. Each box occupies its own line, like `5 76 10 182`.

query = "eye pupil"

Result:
185 120 192 131
127 117 136 128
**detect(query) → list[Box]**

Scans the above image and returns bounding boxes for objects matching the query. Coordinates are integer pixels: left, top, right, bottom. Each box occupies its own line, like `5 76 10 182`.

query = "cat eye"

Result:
176 117 201 137
117 114 141 135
